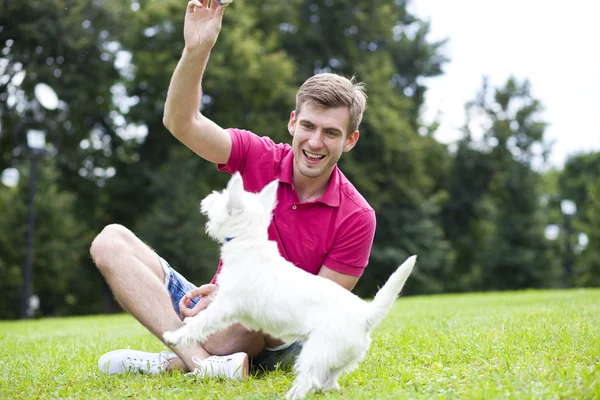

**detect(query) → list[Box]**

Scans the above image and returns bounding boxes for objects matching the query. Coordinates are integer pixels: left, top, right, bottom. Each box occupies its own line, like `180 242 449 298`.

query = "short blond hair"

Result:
295 73 367 135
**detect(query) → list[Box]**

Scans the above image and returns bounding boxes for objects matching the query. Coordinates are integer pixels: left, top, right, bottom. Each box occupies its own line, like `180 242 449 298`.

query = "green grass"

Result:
1 289 599 399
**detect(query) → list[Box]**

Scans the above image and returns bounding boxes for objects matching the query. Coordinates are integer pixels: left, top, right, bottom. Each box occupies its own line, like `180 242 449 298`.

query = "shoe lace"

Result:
190 355 236 378
124 351 170 372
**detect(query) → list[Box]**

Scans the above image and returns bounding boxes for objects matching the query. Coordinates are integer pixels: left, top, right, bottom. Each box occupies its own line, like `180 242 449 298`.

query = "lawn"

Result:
1 289 599 399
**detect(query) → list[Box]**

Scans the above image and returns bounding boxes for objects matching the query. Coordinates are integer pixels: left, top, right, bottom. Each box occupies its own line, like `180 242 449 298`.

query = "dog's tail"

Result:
365 255 416 331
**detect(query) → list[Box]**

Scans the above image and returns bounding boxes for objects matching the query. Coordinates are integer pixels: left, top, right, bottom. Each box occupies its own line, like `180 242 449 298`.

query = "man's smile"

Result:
303 150 326 163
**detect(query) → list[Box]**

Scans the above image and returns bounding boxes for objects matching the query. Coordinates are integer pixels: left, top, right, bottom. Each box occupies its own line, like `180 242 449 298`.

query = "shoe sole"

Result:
240 352 249 381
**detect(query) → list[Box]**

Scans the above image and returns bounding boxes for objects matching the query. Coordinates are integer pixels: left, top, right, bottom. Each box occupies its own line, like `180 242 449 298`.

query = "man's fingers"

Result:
180 305 196 319
188 0 227 16
179 294 203 318
186 284 218 298
178 284 217 318
178 295 191 316
179 297 209 318
187 0 202 13
194 297 212 312
216 4 227 15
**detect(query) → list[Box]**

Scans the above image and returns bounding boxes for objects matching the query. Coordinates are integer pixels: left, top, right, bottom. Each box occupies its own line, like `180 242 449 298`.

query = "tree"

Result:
576 179 600 286
441 134 496 291
559 152 600 286
119 0 453 295
0 0 148 316
0 0 133 189
134 147 225 286
107 0 300 292
257 0 452 295
448 77 561 290
0 160 89 318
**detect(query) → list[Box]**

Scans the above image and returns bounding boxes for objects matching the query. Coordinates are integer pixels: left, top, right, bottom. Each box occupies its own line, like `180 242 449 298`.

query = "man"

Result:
92 0 375 378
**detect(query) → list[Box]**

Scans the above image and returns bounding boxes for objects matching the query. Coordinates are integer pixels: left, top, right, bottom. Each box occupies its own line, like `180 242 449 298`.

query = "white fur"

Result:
163 172 416 399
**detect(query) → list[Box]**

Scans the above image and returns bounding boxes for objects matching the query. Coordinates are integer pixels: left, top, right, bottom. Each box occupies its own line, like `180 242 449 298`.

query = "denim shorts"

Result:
157 255 302 371
158 255 201 317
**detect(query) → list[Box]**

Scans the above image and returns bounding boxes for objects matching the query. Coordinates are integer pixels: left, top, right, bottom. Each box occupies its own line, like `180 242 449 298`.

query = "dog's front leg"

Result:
163 321 194 348
163 300 234 348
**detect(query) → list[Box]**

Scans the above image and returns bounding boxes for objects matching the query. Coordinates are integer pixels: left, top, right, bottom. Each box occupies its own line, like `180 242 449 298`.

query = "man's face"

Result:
288 103 359 179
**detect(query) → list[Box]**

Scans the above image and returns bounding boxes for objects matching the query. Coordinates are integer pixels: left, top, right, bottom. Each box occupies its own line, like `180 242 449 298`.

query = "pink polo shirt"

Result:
211 128 376 281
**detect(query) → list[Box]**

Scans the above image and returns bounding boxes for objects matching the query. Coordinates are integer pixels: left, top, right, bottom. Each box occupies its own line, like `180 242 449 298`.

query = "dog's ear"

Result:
226 172 244 214
200 192 215 215
258 179 279 214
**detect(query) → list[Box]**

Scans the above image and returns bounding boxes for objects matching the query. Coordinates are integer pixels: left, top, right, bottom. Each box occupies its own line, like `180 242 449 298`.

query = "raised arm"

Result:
163 0 232 165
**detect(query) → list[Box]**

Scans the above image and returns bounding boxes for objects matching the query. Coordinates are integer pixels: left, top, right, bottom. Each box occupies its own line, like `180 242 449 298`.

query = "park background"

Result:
1 0 599 319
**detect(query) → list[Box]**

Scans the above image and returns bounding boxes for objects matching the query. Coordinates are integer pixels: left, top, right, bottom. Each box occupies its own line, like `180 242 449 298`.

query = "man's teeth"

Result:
304 151 324 159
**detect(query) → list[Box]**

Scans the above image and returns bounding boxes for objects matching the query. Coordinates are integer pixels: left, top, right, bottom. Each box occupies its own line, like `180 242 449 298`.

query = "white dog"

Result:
163 172 416 399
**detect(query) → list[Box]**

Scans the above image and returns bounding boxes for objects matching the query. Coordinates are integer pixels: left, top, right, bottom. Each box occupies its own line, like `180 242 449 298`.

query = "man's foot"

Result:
187 352 249 380
98 349 177 374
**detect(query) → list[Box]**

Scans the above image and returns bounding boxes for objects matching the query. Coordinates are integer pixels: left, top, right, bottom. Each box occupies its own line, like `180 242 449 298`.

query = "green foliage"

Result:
577 180 600 286
133 147 226 285
442 77 561 291
118 0 453 295
1 0 599 319
0 159 89 318
0 0 131 174
559 152 600 223
271 0 454 296
441 136 496 291
559 153 600 286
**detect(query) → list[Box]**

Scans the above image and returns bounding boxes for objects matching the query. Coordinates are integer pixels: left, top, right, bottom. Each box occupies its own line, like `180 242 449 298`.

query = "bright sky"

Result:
411 0 600 169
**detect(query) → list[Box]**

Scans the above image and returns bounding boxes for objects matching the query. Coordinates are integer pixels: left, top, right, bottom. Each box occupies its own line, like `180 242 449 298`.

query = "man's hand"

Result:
184 0 227 53
163 0 232 164
179 283 218 319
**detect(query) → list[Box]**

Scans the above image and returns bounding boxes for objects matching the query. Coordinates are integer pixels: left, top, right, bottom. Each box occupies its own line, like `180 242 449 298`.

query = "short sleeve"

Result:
218 128 278 175
323 209 376 277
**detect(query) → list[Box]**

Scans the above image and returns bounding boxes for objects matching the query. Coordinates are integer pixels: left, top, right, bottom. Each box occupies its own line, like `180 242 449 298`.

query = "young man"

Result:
92 0 375 378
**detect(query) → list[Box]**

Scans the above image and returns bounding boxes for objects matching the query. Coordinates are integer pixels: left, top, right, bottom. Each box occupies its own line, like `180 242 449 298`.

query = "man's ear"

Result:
226 172 244 214
258 179 279 214
288 110 296 137
343 130 359 152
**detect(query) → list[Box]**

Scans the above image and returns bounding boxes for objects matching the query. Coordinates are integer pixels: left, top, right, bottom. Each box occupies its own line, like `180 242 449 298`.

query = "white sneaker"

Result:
98 349 177 374
187 352 249 380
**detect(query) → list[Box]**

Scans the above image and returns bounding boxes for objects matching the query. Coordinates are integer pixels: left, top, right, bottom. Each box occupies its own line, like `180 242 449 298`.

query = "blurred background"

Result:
0 0 598 319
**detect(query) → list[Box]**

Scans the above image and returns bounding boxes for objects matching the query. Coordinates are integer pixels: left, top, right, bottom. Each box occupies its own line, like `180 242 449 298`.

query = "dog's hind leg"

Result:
285 373 318 400
286 344 322 399
286 334 342 399
321 368 343 392
287 334 365 398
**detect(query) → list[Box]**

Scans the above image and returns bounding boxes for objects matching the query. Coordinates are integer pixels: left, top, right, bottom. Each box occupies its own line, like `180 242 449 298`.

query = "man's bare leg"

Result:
90 224 265 372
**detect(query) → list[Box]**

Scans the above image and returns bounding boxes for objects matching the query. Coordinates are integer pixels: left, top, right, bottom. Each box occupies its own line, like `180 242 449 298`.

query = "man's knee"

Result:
90 224 133 271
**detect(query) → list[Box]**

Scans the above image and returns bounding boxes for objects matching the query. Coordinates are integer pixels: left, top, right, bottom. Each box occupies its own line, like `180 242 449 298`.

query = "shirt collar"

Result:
280 150 341 207
279 150 294 186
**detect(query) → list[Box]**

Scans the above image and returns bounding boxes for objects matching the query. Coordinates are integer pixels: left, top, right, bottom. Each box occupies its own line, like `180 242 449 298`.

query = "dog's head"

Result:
200 172 279 244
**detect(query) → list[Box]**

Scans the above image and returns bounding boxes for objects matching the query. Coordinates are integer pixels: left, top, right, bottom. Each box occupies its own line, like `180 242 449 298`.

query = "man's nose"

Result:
307 130 322 148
